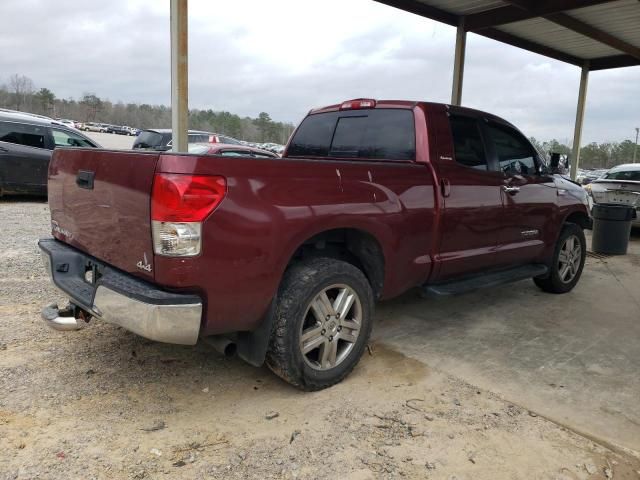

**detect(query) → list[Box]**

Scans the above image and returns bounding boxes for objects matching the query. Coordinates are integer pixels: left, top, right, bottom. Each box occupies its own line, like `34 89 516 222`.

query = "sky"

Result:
1 0 638 144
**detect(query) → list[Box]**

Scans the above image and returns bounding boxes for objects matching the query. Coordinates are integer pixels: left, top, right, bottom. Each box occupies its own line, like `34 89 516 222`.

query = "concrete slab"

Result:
375 229 640 455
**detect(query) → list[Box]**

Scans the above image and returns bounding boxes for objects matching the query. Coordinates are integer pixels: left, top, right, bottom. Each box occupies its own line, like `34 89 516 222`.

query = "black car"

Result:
0 110 100 196
106 125 129 135
132 129 213 151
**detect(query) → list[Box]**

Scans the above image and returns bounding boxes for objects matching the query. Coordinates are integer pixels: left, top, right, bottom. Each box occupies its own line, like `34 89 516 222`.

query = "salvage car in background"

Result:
57 119 78 129
81 122 107 133
0 110 100 196
132 129 212 151
187 143 279 158
587 164 640 225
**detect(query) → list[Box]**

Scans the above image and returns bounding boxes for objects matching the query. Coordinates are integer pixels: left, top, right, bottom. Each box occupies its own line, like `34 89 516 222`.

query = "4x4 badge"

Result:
136 253 152 272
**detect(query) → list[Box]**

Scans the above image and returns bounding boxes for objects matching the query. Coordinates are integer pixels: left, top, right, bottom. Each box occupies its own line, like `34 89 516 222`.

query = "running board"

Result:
423 264 549 297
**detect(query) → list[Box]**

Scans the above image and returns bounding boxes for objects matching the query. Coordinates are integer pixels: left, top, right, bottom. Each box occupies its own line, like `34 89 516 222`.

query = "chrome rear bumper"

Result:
39 238 202 345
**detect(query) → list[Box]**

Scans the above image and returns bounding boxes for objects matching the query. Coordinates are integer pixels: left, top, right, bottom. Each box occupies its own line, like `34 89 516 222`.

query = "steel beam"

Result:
570 62 589 181
479 28 583 66
451 20 466 106
465 0 613 31
170 0 188 153
374 0 457 26
589 54 640 70
545 13 640 60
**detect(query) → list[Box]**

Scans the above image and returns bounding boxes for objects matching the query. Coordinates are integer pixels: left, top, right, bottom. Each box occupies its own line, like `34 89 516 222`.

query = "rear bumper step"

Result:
423 264 549 297
38 238 202 345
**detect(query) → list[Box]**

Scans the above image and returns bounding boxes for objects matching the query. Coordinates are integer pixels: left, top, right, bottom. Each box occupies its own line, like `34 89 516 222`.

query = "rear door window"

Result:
0 121 47 149
449 115 488 170
51 128 96 148
288 109 415 161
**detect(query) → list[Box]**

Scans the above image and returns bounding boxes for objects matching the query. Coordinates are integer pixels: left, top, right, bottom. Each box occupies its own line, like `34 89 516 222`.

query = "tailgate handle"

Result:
76 170 95 190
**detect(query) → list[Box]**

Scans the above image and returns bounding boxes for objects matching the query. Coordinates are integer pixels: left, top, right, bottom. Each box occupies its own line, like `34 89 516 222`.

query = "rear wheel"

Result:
266 257 374 391
534 223 586 294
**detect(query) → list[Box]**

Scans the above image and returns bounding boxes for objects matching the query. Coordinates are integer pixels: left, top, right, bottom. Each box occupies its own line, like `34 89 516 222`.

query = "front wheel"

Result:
534 223 586 294
266 257 374 391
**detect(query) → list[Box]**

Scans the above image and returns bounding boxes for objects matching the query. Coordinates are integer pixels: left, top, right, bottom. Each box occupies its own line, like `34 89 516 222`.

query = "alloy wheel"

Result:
299 284 362 371
557 234 582 283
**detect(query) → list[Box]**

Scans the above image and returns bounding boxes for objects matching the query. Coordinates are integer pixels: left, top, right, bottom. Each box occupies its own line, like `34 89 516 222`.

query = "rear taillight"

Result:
151 173 226 257
340 98 376 110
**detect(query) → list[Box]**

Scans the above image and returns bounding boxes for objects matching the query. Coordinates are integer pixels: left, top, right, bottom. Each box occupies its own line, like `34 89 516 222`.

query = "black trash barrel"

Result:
591 203 635 255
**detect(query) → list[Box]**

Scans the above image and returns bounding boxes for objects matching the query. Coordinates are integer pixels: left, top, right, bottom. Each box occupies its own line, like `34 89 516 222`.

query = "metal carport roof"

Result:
374 0 640 70
373 0 640 178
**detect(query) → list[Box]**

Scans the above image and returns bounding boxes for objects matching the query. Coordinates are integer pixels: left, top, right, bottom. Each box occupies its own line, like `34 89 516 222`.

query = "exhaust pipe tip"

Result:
204 336 237 357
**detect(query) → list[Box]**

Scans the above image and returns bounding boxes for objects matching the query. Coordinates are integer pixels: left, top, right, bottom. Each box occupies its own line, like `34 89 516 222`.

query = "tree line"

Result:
1 74 636 163
529 137 638 170
0 74 296 144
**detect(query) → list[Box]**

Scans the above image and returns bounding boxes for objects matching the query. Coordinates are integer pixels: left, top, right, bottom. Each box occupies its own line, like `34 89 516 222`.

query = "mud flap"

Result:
235 297 277 367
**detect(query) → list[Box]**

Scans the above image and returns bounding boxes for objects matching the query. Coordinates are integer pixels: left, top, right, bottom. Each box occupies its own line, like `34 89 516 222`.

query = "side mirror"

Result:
549 152 567 174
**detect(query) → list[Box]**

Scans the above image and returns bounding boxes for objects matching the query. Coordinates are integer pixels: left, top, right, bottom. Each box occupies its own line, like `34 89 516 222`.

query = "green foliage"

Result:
530 136 638 170
34 88 55 114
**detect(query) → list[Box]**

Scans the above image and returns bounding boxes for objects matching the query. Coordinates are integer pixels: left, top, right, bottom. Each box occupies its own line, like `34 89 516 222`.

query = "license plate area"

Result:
608 191 639 206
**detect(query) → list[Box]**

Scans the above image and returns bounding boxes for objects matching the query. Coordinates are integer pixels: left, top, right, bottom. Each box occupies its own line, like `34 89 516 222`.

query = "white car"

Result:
83 122 107 133
58 119 77 129
587 164 640 225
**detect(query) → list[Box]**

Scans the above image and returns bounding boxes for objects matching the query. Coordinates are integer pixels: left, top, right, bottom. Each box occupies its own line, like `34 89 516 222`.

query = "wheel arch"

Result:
234 226 386 368
564 209 591 230
283 227 386 300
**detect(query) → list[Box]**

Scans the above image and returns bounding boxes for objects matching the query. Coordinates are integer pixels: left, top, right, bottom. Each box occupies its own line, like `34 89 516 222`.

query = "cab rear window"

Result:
288 109 415 161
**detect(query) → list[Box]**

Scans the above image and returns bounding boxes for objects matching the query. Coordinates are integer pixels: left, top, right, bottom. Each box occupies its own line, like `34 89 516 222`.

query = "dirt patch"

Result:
2 200 640 479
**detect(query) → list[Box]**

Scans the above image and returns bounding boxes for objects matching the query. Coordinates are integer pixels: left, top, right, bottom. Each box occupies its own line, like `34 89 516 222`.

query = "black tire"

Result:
266 257 374 391
534 223 586 294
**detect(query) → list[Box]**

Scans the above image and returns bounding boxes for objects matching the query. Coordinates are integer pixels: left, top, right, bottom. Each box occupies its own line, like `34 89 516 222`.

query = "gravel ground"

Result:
1 199 640 480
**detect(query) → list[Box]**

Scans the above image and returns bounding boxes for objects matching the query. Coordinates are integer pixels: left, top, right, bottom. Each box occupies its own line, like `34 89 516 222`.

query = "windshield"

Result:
134 131 163 149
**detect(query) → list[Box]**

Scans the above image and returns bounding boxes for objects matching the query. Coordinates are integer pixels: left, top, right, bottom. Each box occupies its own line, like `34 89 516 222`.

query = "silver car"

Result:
587 164 640 225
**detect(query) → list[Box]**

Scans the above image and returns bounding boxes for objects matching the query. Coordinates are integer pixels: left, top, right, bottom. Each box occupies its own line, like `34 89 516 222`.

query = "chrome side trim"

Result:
92 286 202 345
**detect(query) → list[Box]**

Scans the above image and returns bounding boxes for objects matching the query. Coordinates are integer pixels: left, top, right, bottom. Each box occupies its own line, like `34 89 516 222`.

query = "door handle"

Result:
502 185 520 195
0 146 8 153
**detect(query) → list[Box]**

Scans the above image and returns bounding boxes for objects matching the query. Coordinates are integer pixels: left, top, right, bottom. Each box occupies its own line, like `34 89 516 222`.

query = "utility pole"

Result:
170 0 188 153
634 127 639 163
570 61 589 181
451 18 466 106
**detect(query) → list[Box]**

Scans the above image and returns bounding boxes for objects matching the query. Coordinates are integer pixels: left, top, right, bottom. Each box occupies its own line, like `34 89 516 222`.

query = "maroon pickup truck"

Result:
39 99 591 390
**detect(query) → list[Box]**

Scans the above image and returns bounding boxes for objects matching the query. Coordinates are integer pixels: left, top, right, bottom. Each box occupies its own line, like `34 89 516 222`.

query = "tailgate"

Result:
48 148 159 280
